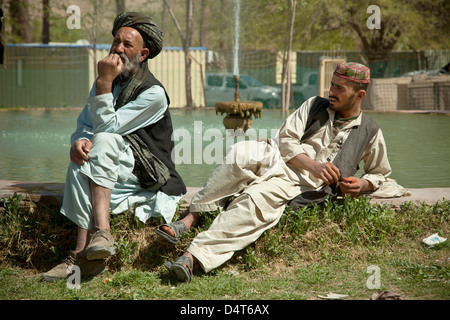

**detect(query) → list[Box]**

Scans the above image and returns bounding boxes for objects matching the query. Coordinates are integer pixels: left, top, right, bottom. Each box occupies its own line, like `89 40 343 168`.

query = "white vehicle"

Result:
205 73 281 108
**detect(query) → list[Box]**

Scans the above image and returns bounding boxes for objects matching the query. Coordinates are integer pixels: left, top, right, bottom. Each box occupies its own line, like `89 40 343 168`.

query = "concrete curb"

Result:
0 180 448 208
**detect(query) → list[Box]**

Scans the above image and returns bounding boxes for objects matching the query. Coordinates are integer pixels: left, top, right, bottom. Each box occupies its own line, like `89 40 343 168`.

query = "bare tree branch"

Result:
163 0 185 48
162 0 194 107
281 0 296 109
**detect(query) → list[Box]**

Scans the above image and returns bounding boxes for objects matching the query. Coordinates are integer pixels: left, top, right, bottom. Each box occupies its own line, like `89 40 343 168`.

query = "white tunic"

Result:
187 96 395 272
60 82 182 230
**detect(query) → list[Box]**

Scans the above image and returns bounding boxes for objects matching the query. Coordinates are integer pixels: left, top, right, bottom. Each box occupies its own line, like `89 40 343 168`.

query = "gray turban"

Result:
112 12 164 60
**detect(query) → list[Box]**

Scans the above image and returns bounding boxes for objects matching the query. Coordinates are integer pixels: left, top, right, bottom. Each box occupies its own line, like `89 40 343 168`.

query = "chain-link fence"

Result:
206 49 450 110
1 44 449 110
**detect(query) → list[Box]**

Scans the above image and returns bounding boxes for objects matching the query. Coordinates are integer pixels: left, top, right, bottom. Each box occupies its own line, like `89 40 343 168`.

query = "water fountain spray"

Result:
215 0 262 132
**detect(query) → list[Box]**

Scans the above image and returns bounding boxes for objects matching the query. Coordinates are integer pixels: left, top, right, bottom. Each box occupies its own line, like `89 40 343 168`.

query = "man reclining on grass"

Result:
156 62 402 282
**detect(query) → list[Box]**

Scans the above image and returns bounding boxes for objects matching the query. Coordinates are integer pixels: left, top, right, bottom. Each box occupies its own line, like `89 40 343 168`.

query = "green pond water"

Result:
0 108 449 189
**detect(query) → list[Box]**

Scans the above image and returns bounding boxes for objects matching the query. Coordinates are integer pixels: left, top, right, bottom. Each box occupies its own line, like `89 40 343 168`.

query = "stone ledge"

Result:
369 188 450 206
0 180 201 208
0 180 448 209
0 180 65 207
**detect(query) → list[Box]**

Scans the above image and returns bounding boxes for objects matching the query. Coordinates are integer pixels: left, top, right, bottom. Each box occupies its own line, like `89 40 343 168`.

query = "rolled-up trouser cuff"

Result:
60 132 134 230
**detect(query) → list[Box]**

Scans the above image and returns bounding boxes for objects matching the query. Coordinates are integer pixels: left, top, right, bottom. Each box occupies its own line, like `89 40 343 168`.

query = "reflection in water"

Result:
0 108 449 188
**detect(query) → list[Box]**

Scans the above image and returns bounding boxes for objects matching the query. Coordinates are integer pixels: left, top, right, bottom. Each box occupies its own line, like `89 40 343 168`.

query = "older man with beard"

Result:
43 12 186 282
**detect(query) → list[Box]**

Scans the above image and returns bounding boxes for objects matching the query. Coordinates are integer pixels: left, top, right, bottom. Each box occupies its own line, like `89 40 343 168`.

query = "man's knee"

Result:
92 132 123 147
90 132 127 155
86 132 128 168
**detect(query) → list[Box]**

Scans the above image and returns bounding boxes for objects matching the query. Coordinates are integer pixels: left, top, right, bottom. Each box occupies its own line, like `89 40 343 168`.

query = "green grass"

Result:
0 193 449 300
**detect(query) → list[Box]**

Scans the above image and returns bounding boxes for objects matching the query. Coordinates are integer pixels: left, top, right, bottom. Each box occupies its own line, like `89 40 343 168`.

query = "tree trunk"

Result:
164 0 194 107
1 0 5 66
281 0 296 109
9 0 33 43
184 0 193 107
347 18 401 78
42 0 50 44
161 1 167 33
199 0 209 47
219 0 227 50
92 1 98 79
115 0 125 15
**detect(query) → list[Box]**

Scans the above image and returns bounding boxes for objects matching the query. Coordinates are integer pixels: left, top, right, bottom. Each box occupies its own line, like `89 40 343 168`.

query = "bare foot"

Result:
182 252 196 273
160 224 175 237
159 212 200 237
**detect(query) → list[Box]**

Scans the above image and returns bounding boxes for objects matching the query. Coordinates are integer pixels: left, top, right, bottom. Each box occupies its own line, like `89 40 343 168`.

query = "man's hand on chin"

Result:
96 53 124 94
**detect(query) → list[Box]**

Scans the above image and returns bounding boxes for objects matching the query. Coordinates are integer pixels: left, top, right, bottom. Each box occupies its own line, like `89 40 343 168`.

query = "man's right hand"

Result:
288 153 340 185
70 139 93 165
97 53 123 83
311 162 340 185
96 53 124 95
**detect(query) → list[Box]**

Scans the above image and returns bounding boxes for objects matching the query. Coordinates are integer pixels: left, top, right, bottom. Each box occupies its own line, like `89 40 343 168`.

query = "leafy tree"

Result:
7 0 33 43
297 0 450 76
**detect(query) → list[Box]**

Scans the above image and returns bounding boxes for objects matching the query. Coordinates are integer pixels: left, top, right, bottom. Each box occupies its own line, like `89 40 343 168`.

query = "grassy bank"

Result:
0 193 448 300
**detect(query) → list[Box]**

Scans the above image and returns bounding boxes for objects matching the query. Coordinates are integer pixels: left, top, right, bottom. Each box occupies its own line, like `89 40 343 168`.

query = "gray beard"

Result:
117 52 141 84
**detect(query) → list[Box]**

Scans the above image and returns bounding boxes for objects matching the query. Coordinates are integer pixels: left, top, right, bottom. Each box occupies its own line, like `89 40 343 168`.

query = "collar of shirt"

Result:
327 107 363 129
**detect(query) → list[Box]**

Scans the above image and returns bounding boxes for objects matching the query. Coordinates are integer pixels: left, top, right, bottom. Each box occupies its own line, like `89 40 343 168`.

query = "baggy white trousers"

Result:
187 139 302 273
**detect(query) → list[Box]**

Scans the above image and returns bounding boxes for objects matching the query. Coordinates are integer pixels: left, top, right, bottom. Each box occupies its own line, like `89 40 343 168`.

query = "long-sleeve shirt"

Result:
62 81 180 227
71 81 168 144
278 96 392 192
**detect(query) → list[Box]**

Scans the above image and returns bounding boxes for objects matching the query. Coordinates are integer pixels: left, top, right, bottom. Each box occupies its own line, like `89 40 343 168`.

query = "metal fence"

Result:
1 44 449 110
0 44 206 108
205 49 450 110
